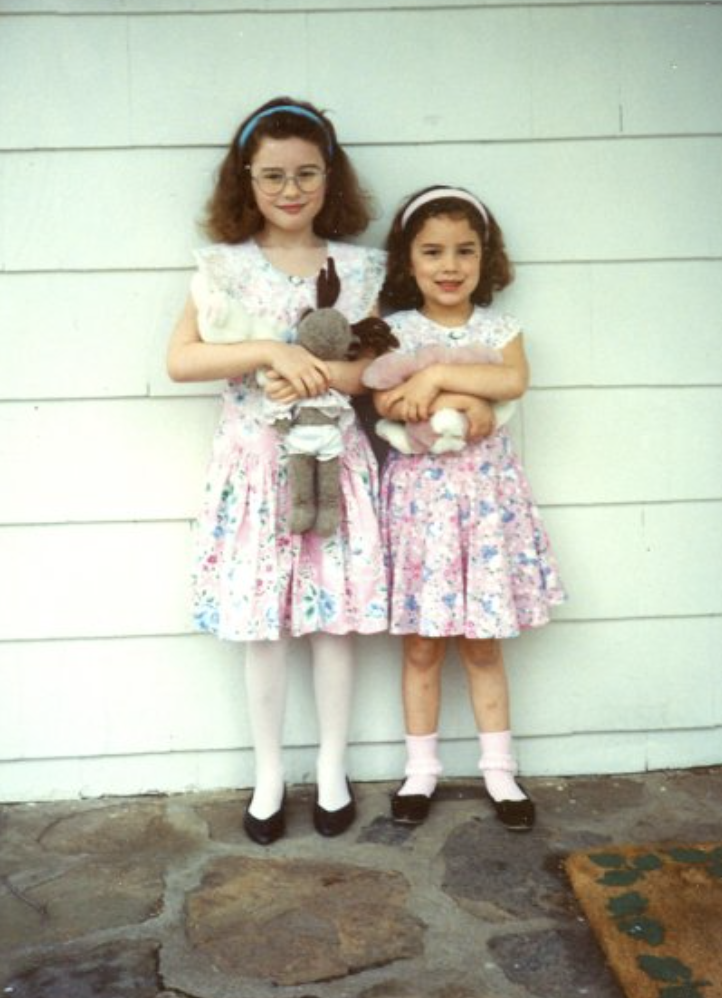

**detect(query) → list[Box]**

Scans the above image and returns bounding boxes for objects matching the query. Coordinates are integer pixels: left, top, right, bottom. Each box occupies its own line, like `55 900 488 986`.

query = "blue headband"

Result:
238 105 333 155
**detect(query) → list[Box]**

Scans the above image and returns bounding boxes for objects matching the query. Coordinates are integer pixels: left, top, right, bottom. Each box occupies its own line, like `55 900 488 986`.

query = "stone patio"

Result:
1 768 720 998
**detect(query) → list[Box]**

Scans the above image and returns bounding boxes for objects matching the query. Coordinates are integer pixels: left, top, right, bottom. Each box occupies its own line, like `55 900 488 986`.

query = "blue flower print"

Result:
195 606 220 632
404 594 420 612
424 467 444 481
319 588 337 624
442 592 457 608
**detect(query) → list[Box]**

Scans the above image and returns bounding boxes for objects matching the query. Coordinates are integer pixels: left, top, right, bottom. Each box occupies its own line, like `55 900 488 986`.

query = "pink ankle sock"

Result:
478 730 526 802
399 732 442 797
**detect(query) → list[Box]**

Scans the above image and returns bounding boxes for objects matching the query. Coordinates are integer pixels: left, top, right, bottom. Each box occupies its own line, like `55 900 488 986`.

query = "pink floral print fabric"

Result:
380 308 566 639
192 241 388 641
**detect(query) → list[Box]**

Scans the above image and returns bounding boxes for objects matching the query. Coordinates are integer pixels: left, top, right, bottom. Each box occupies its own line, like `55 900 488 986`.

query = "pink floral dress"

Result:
380 308 566 639
192 240 388 641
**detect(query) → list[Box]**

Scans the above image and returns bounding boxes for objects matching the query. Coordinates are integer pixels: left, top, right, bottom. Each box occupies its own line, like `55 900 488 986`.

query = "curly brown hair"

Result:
380 186 514 313
202 96 374 243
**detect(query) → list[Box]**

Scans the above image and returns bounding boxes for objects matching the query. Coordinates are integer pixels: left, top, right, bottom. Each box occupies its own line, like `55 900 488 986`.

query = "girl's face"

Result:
409 213 482 323
248 136 327 236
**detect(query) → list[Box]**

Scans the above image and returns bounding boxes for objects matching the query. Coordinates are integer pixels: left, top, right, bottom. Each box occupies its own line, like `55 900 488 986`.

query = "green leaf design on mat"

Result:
617 914 665 946
607 891 648 917
665 847 709 864
638 954 694 982
632 853 663 871
589 852 626 868
658 985 712 998
599 869 643 886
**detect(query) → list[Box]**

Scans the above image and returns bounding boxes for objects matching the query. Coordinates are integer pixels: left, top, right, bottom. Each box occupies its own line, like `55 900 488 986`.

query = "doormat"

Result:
565 843 722 998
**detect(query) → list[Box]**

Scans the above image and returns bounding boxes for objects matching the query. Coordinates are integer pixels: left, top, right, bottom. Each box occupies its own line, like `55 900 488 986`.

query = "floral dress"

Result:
380 308 566 639
192 239 388 641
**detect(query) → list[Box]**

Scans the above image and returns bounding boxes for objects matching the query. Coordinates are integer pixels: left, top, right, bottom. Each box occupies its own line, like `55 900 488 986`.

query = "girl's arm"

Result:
166 296 330 395
265 357 374 403
373 389 495 439
382 334 529 422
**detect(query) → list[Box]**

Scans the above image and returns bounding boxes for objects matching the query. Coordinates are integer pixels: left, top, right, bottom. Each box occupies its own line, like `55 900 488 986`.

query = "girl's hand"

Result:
268 343 330 397
429 393 495 440
263 370 302 404
455 397 496 440
383 367 441 421
373 387 405 418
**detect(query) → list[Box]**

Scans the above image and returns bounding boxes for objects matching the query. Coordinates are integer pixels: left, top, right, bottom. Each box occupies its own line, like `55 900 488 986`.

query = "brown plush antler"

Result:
316 257 341 308
313 256 398 358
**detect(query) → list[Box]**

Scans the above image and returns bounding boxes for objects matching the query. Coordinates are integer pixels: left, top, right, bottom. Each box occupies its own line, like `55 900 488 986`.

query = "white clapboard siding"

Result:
3 5 720 148
2 619 719 761
0 389 718 525
0 0 689 12
521 388 722 506
2 261 720 404
508 261 722 390
0 504 719 645
1 1 720 801
0 523 194 641
546 503 722 622
5 139 722 272
0 399 219 523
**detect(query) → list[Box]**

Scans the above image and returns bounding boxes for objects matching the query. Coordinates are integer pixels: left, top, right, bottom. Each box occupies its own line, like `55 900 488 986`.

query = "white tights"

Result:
244 634 354 820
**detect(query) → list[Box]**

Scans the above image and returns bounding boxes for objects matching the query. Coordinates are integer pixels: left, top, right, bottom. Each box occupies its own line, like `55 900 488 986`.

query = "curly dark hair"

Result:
202 96 375 243
380 186 514 313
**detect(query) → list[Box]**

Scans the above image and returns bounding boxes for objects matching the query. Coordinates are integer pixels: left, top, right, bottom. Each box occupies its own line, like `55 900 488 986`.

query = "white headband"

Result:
401 187 489 230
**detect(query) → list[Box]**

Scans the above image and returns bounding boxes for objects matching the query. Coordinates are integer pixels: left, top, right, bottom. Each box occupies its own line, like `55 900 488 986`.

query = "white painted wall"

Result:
1 0 721 802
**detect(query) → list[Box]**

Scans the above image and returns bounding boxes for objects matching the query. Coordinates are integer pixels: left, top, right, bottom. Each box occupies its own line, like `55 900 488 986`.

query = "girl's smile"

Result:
409 214 482 325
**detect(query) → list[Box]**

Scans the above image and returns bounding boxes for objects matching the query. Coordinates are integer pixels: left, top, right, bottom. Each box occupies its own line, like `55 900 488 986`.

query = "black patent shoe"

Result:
390 787 434 825
489 786 535 831
313 780 356 837
243 792 286 846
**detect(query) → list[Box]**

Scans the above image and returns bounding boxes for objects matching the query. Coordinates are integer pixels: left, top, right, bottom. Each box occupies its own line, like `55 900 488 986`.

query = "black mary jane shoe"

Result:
489 787 535 832
243 793 286 846
390 787 435 825
313 780 356 837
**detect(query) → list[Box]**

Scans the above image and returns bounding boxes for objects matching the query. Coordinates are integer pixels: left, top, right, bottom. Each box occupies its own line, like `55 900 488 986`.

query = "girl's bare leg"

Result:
457 637 526 803
398 635 446 796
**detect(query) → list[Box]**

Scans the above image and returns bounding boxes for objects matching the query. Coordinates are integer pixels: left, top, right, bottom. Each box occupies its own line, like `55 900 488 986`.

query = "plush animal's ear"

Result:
316 257 341 309
348 317 399 359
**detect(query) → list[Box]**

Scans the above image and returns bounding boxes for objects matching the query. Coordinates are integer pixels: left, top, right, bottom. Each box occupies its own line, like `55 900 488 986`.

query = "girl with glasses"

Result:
167 97 388 844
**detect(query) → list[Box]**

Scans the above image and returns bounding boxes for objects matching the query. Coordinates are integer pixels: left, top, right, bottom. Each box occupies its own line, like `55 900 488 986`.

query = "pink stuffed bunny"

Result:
362 343 516 454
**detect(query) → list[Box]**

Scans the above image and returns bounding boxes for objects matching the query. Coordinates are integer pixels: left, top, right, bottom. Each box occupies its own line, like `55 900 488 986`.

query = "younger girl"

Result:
376 186 566 830
167 97 388 844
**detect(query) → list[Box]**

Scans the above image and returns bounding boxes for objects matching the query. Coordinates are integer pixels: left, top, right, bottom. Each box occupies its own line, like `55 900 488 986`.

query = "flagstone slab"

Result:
39 800 201 859
182 856 425 987
0 857 165 950
1 940 161 998
488 927 625 998
441 820 576 920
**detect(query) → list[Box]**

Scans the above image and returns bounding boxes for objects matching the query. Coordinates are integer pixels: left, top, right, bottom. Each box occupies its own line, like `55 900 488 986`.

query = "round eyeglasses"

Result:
247 165 327 196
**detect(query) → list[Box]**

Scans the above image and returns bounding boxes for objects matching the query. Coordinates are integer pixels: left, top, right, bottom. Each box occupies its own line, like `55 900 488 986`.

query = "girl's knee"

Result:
458 637 502 670
404 635 446 672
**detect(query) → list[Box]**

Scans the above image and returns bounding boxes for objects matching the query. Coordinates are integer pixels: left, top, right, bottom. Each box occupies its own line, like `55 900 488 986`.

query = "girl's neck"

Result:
420 301 474 328
255 227 328 278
